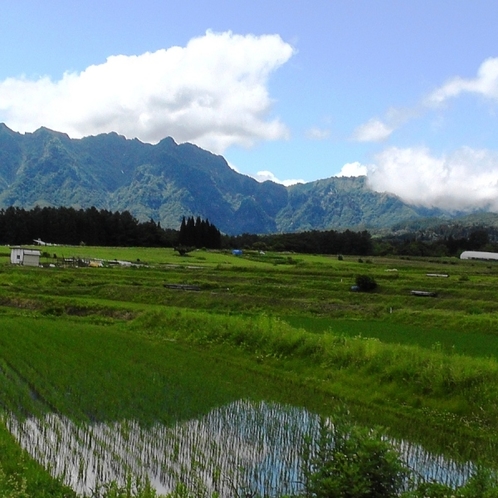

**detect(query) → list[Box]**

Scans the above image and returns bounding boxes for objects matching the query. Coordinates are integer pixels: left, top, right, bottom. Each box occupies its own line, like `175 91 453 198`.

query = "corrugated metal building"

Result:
10 247 41 266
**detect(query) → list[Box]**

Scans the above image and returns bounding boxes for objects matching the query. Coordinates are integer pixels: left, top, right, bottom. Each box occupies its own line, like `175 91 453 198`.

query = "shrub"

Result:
355 274 378 292
303 418 407 498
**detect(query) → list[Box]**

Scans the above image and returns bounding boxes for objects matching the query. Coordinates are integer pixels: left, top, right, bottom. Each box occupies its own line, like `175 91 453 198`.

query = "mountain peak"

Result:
0 125 467 234
30 126 71 141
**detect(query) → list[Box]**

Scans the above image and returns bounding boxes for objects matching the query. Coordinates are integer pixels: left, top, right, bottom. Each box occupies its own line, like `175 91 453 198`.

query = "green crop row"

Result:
2 248 498 494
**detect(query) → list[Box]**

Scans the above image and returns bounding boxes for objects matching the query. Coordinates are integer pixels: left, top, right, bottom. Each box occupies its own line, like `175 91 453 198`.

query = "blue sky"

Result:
2 1 498 211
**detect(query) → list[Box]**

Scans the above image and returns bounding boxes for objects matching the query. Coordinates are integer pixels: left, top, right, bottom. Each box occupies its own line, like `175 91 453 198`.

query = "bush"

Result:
355 274 378 292
303 418 407 498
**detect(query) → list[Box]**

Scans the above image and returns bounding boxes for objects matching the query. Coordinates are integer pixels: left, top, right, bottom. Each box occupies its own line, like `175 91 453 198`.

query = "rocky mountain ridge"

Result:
0 124 473 235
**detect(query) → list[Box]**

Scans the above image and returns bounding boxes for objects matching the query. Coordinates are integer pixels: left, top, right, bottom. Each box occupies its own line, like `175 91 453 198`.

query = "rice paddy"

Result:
1 246 498 495
3 401 474 497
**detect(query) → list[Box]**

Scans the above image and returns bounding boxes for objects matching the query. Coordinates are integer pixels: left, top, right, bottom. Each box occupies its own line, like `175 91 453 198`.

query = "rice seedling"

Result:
2 401 476 497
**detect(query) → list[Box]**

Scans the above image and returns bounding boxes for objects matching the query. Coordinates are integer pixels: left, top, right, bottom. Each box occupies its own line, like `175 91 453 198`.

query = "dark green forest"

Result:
0 205 495 257
178 216 222 249
0 206 176 247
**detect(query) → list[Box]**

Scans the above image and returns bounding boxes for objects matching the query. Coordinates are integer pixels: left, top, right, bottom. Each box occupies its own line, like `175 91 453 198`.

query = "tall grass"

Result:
130 308 498 429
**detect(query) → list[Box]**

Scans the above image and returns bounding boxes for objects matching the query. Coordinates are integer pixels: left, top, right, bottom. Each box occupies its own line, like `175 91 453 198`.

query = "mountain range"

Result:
0 123 482 235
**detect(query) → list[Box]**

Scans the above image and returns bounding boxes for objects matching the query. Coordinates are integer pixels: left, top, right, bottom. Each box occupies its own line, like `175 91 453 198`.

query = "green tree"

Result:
178 216 221 249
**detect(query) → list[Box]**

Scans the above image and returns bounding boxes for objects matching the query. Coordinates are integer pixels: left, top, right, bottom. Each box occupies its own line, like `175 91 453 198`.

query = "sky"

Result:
1 1 498 211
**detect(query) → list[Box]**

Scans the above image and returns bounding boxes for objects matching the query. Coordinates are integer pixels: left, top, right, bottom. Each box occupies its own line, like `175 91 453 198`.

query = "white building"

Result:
10 247 41 266
460 250 498 261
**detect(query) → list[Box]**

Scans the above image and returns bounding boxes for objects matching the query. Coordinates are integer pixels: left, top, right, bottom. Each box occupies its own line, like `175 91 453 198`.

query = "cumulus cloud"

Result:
428 57 498 105
352 118 394 142
305 126 330 140
253 170 304 186
0 30 294 153
366 146 498 212
335 162 368 177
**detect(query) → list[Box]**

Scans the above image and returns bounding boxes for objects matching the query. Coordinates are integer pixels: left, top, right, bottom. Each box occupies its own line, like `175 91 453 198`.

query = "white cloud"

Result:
352 118 393 142
353 58 498 143
253 170 304 186
428 57 498 105
366 146 498 211
335 162 368 177
0 30 294 153
305 126 330 140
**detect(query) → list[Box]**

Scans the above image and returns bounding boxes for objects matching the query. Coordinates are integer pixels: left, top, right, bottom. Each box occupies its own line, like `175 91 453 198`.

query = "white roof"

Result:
23 249 41 256
460 250 498 260
10 247 41 256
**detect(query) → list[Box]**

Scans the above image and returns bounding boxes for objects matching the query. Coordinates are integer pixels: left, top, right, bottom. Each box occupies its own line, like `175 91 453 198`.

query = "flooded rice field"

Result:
3 400 473 497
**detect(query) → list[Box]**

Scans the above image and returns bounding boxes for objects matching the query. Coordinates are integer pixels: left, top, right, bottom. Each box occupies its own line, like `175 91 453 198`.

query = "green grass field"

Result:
2 246 498 495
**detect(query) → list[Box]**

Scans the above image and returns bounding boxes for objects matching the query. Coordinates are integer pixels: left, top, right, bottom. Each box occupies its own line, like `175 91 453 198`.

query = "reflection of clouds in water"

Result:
4 401 315 496
4 400 473 497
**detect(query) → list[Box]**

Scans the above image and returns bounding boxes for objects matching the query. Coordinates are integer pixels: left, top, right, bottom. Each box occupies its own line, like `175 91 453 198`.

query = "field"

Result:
1 246 498 496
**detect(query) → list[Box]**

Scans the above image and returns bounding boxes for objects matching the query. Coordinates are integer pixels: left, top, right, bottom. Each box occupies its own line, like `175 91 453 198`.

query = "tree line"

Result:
374 228 498 257
0 205 496 257
0 206 176 247
0 206 373 255
226 229 374 255
178 216 222 249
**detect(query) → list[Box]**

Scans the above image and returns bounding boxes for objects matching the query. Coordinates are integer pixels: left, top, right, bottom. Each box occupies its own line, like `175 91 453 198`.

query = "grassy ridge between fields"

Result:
129 307 498 458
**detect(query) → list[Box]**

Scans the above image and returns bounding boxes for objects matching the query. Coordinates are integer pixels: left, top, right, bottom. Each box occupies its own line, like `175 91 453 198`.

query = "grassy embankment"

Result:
1 246 498 493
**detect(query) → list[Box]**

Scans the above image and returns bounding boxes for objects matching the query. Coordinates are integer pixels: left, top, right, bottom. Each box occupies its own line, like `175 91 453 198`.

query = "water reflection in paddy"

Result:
4 400 473 496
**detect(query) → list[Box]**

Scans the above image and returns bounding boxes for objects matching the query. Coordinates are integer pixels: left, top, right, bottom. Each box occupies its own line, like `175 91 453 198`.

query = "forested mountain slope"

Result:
0 123 459 234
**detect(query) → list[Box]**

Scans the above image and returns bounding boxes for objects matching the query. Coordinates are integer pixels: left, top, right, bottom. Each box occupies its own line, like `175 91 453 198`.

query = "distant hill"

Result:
384 212 498 242
0 123 492 235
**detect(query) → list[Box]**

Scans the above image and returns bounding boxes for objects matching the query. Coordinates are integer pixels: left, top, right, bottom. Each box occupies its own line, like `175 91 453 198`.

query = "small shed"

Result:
10 247 41 267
